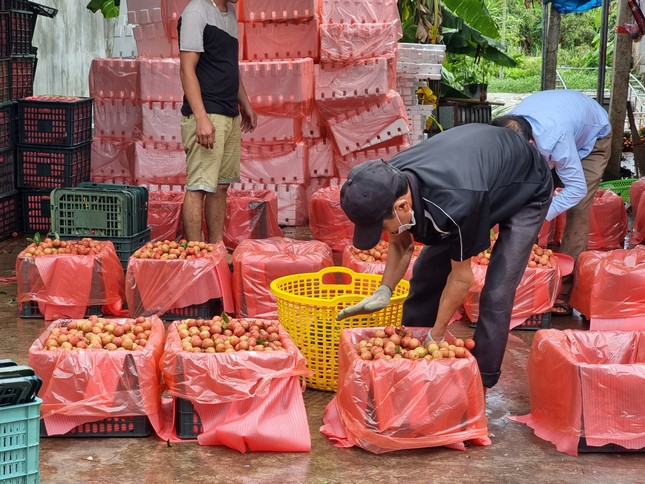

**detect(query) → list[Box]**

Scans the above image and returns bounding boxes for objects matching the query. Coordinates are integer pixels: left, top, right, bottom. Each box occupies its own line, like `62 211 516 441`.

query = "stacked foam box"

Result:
396 43 445 145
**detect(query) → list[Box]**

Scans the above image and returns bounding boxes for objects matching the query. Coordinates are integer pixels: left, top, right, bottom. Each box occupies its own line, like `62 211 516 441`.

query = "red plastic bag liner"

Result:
231 237 333 318
464 259 562 329
321 327 490 454
570 246 645 327
148 190 184 242
308 185 353 251
125 241 234 317
16 241 126 320
510 329 645 456
341 242 419 281
630 178 645 245
27 316 166 436
224 189 283 251
160 321 312 452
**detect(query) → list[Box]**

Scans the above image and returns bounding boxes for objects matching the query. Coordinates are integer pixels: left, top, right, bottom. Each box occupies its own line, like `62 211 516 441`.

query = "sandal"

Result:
552 300 573 317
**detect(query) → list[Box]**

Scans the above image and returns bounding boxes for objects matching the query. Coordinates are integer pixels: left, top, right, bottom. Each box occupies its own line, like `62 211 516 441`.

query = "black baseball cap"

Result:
340 159 400 250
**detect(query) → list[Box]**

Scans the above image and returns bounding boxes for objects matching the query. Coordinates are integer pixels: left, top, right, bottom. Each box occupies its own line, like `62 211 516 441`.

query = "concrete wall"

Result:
30 1 119 97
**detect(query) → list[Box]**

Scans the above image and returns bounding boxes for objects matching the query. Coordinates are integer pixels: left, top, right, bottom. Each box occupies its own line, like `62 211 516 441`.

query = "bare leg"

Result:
205 184 229 243
183 190 205 241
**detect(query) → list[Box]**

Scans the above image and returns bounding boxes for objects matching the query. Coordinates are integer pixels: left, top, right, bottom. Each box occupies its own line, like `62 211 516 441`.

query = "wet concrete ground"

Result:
1 236 644 484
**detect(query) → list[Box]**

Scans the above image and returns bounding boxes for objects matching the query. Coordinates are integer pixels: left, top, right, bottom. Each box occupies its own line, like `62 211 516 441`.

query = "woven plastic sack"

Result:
510 329 645 456
224 189 283 250
16 240 126 320
148 190 184 242
160 320 312 452
308 185 353 251
463 257 562 328
28 316 166 436
570 246 645 326
231 237 333 318
125 241 234 317
320 327 490 453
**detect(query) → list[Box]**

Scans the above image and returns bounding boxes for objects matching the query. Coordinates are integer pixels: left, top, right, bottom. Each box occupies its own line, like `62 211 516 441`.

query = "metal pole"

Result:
597 0 610 105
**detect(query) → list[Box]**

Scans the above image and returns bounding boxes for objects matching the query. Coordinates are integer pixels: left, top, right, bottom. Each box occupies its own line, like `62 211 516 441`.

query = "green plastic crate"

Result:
0 397 40 484
598 178 639 203
51 185 148 238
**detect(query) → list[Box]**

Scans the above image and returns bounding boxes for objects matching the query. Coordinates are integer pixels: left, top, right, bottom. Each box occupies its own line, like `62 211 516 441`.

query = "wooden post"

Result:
542 4 561 91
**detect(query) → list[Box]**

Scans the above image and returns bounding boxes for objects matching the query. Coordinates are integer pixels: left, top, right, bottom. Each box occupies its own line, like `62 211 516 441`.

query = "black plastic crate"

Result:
40 415 152 438
19 300 103 319
16 142 91 189
0 191 18 240
0 12 8 58
9 8 33 55
20 188 51 234
0 58 9 102
18 96 92 147
578 437 644 453
0 101 16 149
0 147 14 196
10 54 36 99
513 312 551 331
160 298 223 322
175 397 202 439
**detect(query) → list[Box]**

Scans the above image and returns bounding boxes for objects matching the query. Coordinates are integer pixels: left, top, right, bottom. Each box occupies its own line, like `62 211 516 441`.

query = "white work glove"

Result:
422 330 445 346
336 284 392 321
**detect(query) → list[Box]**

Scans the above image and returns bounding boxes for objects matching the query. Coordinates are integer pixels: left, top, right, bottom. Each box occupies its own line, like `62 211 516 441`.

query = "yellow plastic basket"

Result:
270 266 409 391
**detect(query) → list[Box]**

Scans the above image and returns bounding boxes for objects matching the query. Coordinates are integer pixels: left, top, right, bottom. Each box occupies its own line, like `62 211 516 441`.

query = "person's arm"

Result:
546 136 587 221
428 258 473 341
238 77 257 133
180 51 215 149
380 230 414 291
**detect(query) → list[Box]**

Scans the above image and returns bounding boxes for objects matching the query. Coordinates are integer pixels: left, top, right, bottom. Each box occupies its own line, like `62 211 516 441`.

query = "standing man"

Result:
337 123 552 390
178 0 256 243
491 90 611 316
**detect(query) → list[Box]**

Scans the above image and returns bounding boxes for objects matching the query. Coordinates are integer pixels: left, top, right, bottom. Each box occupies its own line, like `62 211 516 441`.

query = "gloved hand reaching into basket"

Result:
336 284 393 321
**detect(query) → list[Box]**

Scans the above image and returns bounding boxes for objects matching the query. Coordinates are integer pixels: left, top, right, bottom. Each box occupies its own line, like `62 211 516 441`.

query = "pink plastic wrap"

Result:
93 99 141 139
511 329 645 456
588 189 628 250
321 0 400 24
302 104 327 139
570 246 645 324
341 243 420 281
230 181 309 226
335 135 411 178
240 58 315 117
28 316 166 436
241 114 302 145
319 21 401 63
89 58 139 101
232 237 333 318
134 140 186 186
327 91 410 156
320 327 489 453
16 241 126 321
308 185 353 250
148 190 184 242
138 56 183 102
90 137 136 184
160 320 312 451
244 18 319 62
224 188 283 250
464 259 562 328
307 138 336 178
140 101 182 142
125 241 234 317
240 140 308 184
315 57 391 117
630 178 645 245
242 0 316 21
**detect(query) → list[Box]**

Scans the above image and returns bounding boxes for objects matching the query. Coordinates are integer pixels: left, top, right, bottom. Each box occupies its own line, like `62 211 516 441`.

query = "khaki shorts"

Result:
181 113 241 192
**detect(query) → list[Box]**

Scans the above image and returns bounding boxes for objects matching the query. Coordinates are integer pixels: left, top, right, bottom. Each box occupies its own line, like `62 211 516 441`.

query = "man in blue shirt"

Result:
336 124 552 390
492 90 611 316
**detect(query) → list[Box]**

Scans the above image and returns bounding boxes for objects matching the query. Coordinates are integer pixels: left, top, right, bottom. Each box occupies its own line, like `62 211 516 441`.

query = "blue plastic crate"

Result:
0 397 40 484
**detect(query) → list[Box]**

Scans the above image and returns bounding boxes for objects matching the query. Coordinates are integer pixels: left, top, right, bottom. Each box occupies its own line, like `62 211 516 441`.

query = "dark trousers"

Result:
402 197 551 388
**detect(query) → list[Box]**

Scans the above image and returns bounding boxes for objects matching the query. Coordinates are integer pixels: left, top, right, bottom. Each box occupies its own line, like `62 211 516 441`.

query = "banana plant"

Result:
86 0 120 18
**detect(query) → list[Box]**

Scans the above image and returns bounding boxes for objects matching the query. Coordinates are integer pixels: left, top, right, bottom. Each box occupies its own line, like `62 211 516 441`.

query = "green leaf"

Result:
221 312 231 323
257 339 268 345
86 0 120 18
441 0 500 40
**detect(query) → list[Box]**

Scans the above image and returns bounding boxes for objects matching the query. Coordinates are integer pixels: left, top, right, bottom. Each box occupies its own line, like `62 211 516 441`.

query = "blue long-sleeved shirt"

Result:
510 90 611 221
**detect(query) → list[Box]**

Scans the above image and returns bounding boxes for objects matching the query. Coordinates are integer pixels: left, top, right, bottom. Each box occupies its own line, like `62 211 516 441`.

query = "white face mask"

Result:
395 209 416 234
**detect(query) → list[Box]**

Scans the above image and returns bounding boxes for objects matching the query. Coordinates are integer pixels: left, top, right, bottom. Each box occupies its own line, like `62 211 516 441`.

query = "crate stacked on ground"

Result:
396 42 445 145
124 240 234 321
50 182 151 270
160 317 312 451
27 316 165 438
16 95 93 234
0 100 18 240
